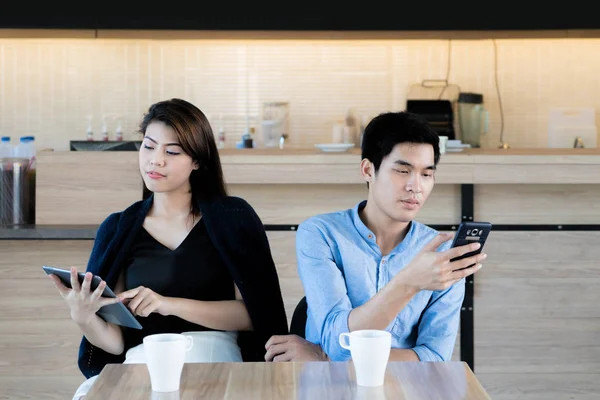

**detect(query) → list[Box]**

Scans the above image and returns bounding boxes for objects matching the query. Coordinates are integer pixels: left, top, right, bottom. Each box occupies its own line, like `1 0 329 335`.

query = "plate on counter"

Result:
315 143 355 153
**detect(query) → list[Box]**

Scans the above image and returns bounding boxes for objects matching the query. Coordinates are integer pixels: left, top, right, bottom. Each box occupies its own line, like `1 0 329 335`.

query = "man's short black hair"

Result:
361 111 440 172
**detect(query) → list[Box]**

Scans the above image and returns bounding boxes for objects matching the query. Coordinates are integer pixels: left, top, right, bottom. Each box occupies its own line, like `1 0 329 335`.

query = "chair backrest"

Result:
289 296 307 338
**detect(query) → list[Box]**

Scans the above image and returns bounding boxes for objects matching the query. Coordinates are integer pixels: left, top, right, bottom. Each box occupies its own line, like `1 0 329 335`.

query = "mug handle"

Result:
339 333 351 350
184 335 194 352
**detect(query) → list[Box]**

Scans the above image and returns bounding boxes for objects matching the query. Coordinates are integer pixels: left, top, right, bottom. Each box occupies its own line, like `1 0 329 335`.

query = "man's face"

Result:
364 143 436 223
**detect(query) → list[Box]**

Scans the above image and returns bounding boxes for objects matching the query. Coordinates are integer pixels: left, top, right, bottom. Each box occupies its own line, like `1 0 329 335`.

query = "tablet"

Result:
43 266 142 330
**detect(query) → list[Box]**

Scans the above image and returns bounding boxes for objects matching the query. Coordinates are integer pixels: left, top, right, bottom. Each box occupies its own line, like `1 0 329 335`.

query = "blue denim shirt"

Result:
297 200 464 362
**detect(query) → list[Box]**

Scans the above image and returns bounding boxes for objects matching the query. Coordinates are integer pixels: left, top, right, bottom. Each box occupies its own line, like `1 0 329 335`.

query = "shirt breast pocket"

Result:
391 292 433 339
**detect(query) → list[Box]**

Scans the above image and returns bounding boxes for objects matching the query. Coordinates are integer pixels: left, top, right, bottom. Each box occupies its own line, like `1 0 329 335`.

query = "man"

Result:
265 111 485 362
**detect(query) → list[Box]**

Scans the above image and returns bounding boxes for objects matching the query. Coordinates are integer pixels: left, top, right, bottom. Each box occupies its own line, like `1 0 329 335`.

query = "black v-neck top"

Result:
78 195 290 379
123 219 235 346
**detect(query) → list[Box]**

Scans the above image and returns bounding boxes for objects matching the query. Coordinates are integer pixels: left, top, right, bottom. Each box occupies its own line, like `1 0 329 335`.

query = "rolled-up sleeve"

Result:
296 221 353 361
412 279 465 361
412 240 465 361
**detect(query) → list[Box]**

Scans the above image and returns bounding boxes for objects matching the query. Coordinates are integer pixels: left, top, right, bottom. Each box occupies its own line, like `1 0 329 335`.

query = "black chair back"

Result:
290 296 307 338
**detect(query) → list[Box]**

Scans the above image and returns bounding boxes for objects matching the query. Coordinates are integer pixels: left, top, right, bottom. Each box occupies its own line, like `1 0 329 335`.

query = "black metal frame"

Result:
263 184 600 373
458 184 476 372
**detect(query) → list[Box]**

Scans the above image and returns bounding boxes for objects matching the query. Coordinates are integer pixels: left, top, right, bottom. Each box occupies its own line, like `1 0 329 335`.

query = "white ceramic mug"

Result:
439 135 449 154
339 330 391 387
143 333 194 392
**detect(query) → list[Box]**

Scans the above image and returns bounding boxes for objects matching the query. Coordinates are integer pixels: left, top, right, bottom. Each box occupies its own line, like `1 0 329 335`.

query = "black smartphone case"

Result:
449 222 492 268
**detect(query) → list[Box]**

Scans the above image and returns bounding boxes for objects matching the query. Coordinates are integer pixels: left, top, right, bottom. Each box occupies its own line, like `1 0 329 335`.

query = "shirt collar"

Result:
351 200 416 255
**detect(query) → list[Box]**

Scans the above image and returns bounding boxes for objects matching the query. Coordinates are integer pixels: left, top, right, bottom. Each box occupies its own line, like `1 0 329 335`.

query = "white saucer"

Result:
315 143 355 153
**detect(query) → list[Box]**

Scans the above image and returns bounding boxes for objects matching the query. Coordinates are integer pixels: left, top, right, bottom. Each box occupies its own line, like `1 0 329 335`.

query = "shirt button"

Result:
382 259 386 264
368 234 373 239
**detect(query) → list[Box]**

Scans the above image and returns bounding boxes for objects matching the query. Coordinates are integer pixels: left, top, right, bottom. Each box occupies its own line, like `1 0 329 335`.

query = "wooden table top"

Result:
86 361 490 400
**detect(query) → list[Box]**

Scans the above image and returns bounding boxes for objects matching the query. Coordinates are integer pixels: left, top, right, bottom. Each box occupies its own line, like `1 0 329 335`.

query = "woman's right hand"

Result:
48 267 120 326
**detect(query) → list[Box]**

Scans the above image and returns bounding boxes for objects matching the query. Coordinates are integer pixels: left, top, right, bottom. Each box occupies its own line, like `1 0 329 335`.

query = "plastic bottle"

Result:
115 118 123 142
15 136 36 166
86 116 94 141
14 136 29 158
0 136 11 158
101 117 109 141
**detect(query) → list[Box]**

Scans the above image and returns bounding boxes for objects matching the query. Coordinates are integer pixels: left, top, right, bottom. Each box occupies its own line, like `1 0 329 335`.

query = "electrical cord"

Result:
493 39 507 147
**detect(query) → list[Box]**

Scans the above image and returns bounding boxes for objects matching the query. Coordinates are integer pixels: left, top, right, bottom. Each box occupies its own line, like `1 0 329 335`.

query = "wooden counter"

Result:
37 147 600 185
35 149 600 225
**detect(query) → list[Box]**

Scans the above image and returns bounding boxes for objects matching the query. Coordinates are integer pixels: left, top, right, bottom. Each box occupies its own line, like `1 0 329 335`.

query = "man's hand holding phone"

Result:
396 232 486 293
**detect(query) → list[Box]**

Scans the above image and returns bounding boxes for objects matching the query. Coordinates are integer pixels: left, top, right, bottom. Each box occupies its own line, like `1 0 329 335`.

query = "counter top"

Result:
0 225 98 240
50 147 600 158
216 147 600 162
29 148 600 226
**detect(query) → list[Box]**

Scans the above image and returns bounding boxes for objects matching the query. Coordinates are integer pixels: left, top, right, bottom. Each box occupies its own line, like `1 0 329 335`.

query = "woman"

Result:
47 99 289 399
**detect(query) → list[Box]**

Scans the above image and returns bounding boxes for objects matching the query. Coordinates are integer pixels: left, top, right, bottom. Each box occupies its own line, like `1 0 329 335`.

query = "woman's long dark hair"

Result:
140 98 227 215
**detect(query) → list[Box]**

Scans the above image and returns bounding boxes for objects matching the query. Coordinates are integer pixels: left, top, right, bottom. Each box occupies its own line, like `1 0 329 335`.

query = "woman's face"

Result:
139 121 198 195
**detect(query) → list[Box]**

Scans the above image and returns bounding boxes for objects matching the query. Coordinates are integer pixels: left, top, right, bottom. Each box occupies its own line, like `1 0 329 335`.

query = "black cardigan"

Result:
78 195 289 378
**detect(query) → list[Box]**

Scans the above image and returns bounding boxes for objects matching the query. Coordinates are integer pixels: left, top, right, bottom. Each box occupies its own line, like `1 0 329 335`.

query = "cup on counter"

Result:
332 122 345 144
438 135 449 154
144 333 193 392
339 330 391 387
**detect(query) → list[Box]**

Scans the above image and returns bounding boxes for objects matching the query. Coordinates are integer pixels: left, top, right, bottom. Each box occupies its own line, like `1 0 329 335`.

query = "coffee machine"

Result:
406 100 455 140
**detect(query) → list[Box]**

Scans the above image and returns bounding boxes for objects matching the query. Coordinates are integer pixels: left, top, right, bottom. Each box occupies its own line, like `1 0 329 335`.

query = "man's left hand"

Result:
265 334 328 362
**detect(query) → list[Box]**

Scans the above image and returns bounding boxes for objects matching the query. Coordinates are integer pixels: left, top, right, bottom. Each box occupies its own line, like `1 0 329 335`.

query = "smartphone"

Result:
449 222 492 270
42 266 114 298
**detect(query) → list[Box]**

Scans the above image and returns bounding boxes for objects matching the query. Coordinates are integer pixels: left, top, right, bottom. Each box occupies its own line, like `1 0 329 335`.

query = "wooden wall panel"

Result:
473 232 600 399
0 241 91 399
476 184 600 224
